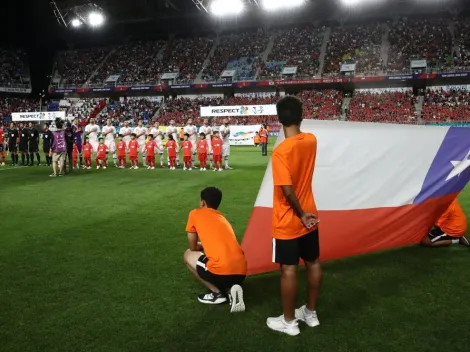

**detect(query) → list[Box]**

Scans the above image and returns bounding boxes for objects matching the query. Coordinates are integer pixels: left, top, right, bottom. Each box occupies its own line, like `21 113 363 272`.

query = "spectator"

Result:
421 88 470 123
57 47 110 85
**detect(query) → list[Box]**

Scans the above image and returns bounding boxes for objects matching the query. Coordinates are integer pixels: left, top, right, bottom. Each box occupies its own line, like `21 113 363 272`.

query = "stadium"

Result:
1 0 470 350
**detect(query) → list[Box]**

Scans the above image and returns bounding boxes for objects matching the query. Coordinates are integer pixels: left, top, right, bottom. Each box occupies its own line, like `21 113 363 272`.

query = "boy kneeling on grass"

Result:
183 187 247 313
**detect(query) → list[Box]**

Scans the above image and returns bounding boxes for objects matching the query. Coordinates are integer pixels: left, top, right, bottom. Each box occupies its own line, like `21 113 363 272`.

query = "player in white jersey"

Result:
120 121 132 147
149 121 165 168
84 118 100 153
199 119 213 168
184 119 198 167
219 118 232 170
133 120 148 166
166 119 180 167
102 119 117 167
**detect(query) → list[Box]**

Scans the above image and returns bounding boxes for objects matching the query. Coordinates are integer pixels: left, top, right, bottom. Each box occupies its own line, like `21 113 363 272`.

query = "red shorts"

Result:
96 155 106 161
84 155 91 159
183 156 192 162
213 155 222 162
168 155 176 161
118 154 126 159
146 155 155 162
198 153 207 161
129 155 138 161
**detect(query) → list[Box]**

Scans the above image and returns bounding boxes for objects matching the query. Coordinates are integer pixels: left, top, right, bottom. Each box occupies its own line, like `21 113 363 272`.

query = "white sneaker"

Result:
103 166 107 169
183 167 187 171
96 166 100 169
151 167 155 170
218 168 223 172
147 166 151 170
134 166 139 169
266 315 300 336
225 166 233 170
200 168 203 172
1 162 4 166
189 168 192 171
229 285 245 313
87 167 91 170
295 305 320 327
213 168 217 172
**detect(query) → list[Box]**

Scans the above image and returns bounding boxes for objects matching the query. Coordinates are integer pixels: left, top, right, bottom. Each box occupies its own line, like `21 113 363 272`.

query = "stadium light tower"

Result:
261 0 306 11
88 12 105 27
71 18 82 27
210 0 244 17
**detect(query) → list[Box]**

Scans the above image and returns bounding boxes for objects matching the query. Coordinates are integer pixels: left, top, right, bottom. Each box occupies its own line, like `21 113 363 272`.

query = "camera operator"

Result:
50 118 67 177
64 121 75 173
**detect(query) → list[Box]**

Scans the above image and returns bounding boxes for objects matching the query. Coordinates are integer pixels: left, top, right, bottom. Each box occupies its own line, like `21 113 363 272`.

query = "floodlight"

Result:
261 0 305 11
88 12 104 26
340 0 364 5
210 0 244 17
71 18 82 27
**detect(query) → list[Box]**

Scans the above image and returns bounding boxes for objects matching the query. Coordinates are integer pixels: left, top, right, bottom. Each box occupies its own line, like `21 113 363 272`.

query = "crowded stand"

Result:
102 97 162 125
163 37 214 83
158 96 224 125
261 26 324 78
56 47 110 85
67 98 108 121
421 88 470 123
202 30 267 81
0 48 30 86
299 89 344 120
0 96 39 126
90 41 166 84
323 24 383 75
388 18 452 73
453 17 470 69
347 90 417 124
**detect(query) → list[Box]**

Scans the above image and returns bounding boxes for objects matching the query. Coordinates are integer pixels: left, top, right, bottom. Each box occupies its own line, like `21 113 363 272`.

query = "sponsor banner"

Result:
276 78 347 85
352 76 386 83
282 66 298 75
387 75 413 80
130 86 151 91
235 92 276 98
411 60 427 68
221 70 237 77
428 85 470 91
171 85 192 89
210 83 234 88
201 105 277 117
0 86 32 93
161 72 179 80
91 87 113 92
230 124 262 146
12 111 67 122
356 87 411 93
105 74 121 83
438 72 470 78
341 63 356 72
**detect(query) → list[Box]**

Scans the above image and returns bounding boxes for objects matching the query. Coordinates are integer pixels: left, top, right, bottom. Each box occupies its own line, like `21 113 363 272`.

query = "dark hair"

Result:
200 132 206 138
131 133 136 137
148 134 154 138
201 187 222 210
184 133 190 138
55 118 64 129
276 96 303 127
168 134 174 140
118 134 123 137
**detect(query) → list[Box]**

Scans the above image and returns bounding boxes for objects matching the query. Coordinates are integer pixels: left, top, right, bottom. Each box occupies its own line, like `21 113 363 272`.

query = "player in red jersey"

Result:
145 134 158 170
165 134 178 170
82 137 93 169
128 133 140 169
72 142 79 169
182 133 193 171
212 131 223 172
96 137 109 169
197 132 209 171
0 126 5 165
116 134 127 168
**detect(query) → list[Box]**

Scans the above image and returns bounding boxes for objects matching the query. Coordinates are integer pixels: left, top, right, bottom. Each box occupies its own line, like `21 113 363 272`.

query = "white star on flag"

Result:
446 151 470 181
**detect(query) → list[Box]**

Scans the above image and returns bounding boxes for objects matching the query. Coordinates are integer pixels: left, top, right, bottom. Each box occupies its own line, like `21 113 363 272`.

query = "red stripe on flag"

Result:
242 194 458 276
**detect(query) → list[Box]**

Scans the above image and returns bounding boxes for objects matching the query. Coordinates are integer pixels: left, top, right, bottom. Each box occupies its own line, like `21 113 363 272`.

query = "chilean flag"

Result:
242 121 470 275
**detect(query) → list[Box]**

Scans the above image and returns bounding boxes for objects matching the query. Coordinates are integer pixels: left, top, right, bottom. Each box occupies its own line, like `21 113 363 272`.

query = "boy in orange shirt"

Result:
116 134 127 168
267 96 321 336
165 134 177 170
197 132 209 171
96 137 109 169
82 137 93 170
128 133 139 169
72 142 79 169
181 133 193 171
211 131 223 172
254 132 260 147
145 134 157 170
183 187 246 313
421 199 469 247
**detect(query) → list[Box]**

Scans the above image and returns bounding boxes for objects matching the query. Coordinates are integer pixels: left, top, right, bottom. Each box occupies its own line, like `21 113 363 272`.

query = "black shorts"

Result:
29 143 39 153
272 229 320 265
427 226 459 242
196 255 245 292
19 143 28 153
0 144 3 152
8 142 17 152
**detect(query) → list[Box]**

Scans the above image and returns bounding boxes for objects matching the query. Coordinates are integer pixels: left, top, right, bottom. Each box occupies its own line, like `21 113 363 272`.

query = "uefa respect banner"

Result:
200 105 276 117
12 111 67 122
230 124 261 146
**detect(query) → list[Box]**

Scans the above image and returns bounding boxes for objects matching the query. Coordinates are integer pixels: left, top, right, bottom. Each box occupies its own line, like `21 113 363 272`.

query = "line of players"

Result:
76 117 233 171
0 121 42 166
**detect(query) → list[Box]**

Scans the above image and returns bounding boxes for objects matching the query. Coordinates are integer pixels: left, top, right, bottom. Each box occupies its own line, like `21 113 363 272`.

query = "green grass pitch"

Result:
0 141 469 352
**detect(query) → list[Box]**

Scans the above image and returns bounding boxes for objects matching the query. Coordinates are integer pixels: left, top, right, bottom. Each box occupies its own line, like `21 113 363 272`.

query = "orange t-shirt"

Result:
212 138 222 155
83 143 92 158
272 132 318 240
166 140 177 157
97 144 108 159
185 208 247 276
116 141 126 157
436 199 467 237
259 128 268 143
181 140 193 157
128 140 139 157
145 140 157 157
197 140 208 155
254 135 260 144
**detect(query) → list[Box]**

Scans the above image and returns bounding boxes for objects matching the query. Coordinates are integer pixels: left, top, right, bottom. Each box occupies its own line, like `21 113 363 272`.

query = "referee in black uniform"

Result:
18 122 30 166
28 121 40 166
42 123 53 166
8 122 19 166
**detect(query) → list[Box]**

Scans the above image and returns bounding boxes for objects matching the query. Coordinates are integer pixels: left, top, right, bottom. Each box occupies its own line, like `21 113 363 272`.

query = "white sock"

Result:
113 152 117 164
225 160 229 168
452 239 459 244
304 306 315 315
